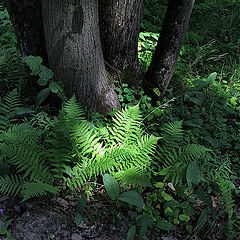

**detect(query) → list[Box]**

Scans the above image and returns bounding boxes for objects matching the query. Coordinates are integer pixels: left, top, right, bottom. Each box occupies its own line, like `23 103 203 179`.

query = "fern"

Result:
0 124 56 199
216 172 235 236
0 48 26 94
155 121 209 185
0 97 159 199
0 89 22 132
160 121 184 147
108 104 143 145
47 98 159 188
114 167 152 187
0 174 24 197
21 182 59 202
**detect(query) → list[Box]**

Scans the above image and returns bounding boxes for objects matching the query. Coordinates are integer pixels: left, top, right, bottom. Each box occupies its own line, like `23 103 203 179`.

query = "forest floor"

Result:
0 191 183 240
0 193 133 240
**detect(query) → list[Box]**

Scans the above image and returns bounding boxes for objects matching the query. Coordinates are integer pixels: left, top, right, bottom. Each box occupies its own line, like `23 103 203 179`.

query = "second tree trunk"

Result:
99 0 144 85
145 0 195 97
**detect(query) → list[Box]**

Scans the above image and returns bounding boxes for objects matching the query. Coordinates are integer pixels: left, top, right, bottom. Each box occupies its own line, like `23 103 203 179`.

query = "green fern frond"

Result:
0 125 52 182
156 122 209 186
0 48 26 93
22 182 59 202
0 89 22 132
160 121 183 147
0 174 24 196
114 167 152 187
64 163 89 190
180 144 209 161
108 104 143 145
216 172 235 229
135 135 160 168
61 96 85 122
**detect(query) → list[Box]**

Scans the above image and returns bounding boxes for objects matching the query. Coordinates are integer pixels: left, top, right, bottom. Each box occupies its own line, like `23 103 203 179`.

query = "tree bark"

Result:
99 0 144 86
41 0 120 114
144 0 195 97
5 0 48 65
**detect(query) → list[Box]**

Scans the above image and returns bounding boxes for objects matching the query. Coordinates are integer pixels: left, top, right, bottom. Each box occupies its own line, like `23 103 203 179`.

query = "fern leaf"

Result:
0 174 24 196
109 104 143 145
114 167 151 187
22 182 59 201
160 121 183 147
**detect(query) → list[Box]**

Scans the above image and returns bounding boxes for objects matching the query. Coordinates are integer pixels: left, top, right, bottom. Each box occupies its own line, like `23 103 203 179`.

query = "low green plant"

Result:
138 32 158 72
153 121 209 187
0 98 159 201
0 210 15 240
24 56 66 106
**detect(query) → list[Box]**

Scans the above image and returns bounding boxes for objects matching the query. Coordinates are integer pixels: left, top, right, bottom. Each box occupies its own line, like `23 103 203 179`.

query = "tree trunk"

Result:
41 0 120 114
99 0 144 86
5 0 48 65
144 0 195 97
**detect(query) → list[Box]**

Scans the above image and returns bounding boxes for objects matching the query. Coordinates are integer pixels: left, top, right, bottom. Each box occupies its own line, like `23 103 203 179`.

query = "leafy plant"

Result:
154 121 209 186
24 56 66 106
0 97 159 201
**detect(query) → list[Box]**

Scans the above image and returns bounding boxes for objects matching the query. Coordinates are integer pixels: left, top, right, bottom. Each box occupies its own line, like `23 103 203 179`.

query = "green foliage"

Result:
24 56 66 105
0 213 14 240
145 182 194 232
0 7 26 95
165 74 240 157
154 121 209 186
49 99 159 189
216 172 235 237
103 174 119 200
0 89 22 132
138 32 158 71
0 96 159 201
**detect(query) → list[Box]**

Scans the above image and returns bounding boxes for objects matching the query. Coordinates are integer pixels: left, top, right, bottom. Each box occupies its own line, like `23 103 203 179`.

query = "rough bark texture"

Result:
41 0 120 114
99 0 144 85
5 0 48 65
145 0 195 97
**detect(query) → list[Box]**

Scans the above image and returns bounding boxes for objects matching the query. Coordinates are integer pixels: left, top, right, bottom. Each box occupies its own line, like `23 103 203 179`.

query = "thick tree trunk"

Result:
99 0 144 86
41 0 120 114
145 0 195 97
5 0 48 65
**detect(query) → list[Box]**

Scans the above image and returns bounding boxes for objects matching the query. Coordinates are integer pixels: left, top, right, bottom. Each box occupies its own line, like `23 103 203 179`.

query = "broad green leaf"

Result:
173 218 180 225
138 225 148 240
24 56 42 75
127 225 136 240
117 191 144 209
76 194 87 213
189 97 203 106
14 108 35 115
35 88 51 106
186 160 201 190
164 207 173 216
49 81 62 93
208 72 217 83
161 191 173 201
154 182 164 188
37 77 49 87
103 174 119 200
179 214 190 222
38 65 54 86
74 215 83 226
136 215 153 227
186 225 193 233
194 209 207 233
156 220 175 230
